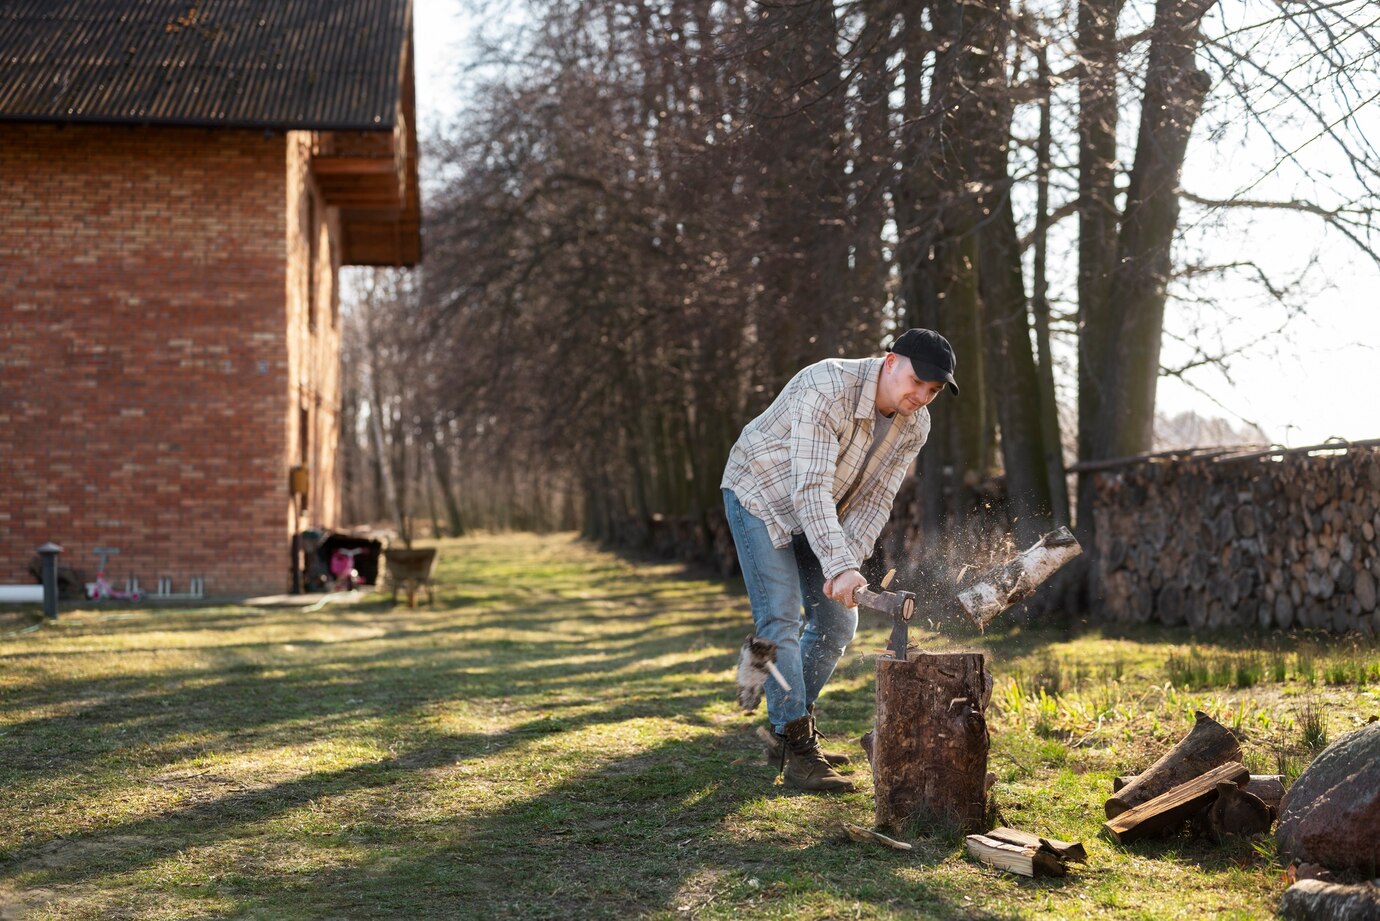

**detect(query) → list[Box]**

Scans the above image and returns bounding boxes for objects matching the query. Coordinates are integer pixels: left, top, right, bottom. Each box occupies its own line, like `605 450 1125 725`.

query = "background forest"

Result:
339 0 1380 569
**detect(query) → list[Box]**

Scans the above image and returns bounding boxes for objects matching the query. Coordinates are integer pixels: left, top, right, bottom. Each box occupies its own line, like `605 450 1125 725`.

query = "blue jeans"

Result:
723 488 858 734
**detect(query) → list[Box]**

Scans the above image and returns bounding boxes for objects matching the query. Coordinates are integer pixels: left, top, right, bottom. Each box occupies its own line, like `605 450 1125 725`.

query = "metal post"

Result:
37 542 62 621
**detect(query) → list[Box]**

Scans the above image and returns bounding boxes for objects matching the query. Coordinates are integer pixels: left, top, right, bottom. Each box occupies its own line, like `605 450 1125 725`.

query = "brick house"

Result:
0 1 420 595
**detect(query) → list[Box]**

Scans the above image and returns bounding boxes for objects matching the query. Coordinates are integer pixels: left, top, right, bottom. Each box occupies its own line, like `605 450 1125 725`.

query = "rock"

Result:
1278 879 1380 921
1276 721 1380 874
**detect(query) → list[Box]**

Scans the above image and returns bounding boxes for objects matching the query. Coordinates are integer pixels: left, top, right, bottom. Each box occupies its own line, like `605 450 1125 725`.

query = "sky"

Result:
407 0 1379 449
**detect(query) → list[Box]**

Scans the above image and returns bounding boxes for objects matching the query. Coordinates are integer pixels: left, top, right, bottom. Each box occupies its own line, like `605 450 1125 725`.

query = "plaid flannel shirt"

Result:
721 357 930 580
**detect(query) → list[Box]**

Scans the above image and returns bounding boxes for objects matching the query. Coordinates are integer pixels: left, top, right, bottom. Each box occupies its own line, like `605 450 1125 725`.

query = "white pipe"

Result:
0 585 44 603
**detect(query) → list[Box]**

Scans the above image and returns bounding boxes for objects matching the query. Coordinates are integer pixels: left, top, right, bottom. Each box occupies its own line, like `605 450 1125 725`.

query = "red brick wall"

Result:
0 123 305 596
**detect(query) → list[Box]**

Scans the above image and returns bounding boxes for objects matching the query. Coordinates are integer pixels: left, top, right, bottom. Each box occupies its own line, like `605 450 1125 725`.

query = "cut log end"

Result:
1194 781 1274 842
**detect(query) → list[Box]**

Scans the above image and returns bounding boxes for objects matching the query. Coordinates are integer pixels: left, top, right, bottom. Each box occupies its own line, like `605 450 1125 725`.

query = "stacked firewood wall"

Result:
1094 446 1380 633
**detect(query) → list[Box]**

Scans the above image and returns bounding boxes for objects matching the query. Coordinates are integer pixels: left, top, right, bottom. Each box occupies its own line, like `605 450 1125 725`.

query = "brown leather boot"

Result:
757 725 851 766
781 714 854 793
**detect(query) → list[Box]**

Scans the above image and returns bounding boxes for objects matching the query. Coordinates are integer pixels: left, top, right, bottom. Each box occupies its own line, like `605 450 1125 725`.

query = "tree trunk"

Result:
872 652 990 834
896 1 992 545
430 429 465 537
1093 0 1214 460
1075 0 1124 540
981 190 1055 545
1032 43 1071 529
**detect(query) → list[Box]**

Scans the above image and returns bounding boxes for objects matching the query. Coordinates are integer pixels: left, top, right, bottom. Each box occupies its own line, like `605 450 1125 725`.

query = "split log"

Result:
1105 710 1241 818
1279 879 1380 921
872 653 989 834
984 827 1086 862
957 527 1083 629
965 834 1067 877
1193 781 1275 842
1101 761 1250 844
1115 772 1285 813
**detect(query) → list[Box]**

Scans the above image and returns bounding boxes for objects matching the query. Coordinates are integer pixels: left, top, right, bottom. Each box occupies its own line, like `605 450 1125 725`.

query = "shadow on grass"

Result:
3 730 1016 920
0 535 1094 918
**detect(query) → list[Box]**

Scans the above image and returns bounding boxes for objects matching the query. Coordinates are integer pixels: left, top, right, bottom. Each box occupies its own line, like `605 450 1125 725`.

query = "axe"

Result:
854 526 1085 659
854 578 916 662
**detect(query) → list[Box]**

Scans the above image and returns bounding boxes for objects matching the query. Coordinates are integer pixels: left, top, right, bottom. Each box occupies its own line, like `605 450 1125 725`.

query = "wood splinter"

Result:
837 822 913 851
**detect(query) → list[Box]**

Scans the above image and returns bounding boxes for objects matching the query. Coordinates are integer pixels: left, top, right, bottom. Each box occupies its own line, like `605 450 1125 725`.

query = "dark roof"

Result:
0 0 411 130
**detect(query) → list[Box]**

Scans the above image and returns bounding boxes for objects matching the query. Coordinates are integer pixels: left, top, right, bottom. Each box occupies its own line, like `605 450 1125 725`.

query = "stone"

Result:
1278 879 1380 921
1276 721 1380 875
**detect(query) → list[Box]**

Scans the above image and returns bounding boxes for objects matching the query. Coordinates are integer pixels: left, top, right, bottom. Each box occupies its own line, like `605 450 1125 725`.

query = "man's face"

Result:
882 354 947 416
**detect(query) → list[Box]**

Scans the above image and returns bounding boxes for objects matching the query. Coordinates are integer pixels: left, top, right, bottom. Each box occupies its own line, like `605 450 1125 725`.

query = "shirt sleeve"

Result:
789 386 856 580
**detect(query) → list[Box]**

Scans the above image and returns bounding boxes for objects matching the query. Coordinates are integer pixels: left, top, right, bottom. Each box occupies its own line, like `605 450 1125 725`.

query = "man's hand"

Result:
824 568 867 608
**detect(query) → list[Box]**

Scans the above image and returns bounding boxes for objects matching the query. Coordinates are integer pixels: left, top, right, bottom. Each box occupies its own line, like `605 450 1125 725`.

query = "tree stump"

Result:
873 653 989 834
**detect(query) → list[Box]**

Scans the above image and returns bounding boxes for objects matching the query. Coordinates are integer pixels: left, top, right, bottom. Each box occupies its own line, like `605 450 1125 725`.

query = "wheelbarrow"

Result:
382 547 439 608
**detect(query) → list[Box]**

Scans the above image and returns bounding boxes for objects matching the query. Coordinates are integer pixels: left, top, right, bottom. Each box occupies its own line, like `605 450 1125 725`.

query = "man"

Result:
721 328 958 792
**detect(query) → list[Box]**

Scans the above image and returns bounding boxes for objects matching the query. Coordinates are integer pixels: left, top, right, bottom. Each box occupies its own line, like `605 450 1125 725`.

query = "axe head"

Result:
854 587 916 662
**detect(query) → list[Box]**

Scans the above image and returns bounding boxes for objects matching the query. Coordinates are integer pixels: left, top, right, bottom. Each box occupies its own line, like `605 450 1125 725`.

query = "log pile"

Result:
1102 711 1280 845
1094 445 1380 634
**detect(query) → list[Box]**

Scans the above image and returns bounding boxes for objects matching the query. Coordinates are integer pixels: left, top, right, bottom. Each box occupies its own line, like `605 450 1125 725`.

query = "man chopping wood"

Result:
721 328 958 793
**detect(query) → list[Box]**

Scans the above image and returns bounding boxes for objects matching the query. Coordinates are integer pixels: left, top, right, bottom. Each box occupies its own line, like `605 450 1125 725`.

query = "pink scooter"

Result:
328 547 366 592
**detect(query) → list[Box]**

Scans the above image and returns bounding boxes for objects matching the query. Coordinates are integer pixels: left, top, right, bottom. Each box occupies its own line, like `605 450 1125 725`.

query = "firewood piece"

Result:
1194 781 1274 842
1101 761 1251 844
873 653 989 834
1245 774 1286 813
1113 773 1286 812
838 822 913 852
965 834 1067 878
984 827 1087 862
1105 710 1242 818
1279 879 1380 921
957 527 1083 629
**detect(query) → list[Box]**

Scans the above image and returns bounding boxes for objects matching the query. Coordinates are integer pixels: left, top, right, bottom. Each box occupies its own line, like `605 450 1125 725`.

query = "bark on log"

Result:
873 653 989 834
1105 710 1241 818
1114 773 1285 812
1101 762 1250 844
1279 879 1380 921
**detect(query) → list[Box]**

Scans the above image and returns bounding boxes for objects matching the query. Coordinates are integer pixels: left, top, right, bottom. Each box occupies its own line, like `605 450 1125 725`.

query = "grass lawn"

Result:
2 533 1378 919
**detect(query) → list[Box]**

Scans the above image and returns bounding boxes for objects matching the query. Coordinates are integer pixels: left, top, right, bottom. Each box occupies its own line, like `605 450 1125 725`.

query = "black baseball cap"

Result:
887 328 959 395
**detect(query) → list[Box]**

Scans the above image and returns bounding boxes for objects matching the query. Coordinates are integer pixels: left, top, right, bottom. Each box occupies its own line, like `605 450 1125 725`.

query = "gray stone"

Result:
1278 879 1380 921
1277 721 1380 875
